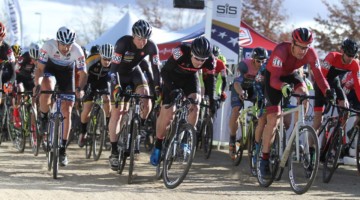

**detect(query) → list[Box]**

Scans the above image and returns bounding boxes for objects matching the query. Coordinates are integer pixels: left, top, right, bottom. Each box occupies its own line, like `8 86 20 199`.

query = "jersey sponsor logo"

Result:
321 60 331 70
272 57 282 68
172 47 183 60
123 51 135 62
39 49 47 60
152 55 160 65
112 53 122 64
77 56 85 68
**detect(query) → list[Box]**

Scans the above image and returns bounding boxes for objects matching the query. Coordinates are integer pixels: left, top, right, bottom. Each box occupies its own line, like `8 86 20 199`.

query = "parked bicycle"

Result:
154 89 197 189
256 93 318 195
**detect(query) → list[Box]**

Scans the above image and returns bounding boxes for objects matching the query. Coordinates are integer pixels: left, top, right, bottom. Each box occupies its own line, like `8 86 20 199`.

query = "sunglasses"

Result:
255 59 266 64
193 55 207 62
293 42 310 51
102 57 112 61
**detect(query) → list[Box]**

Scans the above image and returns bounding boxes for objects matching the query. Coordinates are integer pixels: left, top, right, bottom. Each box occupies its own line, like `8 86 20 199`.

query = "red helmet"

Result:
0 22 6 38
292 28 313 45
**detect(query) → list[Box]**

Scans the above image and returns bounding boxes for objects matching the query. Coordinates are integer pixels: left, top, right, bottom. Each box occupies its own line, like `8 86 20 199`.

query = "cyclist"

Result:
228 47 268 160
312 38 360 134
150 36 216 166
35 26 87 166
108 19 161 170
0 21 16 105
260 28 333 179
78 43 113 147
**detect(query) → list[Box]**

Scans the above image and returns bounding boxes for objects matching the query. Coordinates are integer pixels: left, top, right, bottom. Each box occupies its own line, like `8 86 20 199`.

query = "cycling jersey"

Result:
16 52 35 91
321 52 360 101
203 57 226 95
111 35 161 87
266 42 329 93
161 44 215 104
83 54 111 102
0 41 16 84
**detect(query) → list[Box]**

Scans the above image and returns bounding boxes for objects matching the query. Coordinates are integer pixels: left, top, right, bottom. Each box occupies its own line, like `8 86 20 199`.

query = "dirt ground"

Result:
0 141 359 200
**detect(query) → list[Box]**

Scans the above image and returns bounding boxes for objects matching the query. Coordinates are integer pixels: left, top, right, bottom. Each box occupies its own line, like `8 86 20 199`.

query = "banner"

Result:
6 0 22 45
211 0 242 65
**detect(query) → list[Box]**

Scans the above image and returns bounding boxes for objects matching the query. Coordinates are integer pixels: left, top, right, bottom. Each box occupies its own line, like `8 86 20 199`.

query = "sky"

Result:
1 0 340 47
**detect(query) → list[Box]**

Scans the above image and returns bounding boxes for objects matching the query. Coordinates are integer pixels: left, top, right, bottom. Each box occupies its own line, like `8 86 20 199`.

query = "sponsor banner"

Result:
6 0 22 45
211 0 241 65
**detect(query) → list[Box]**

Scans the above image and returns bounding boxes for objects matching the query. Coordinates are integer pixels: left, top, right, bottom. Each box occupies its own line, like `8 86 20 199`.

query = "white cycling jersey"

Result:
38 39 86 72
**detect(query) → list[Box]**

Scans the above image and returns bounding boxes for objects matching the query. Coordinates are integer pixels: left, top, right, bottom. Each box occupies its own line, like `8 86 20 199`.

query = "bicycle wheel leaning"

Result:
323 128 343 183
163 123 196 189
256 130 280 187
288 125 319 194
128 118 140 184
201 117 213 159
92 109 106 161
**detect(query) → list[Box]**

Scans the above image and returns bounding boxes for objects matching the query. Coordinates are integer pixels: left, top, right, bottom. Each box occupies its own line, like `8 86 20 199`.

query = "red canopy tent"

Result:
157 21 277 62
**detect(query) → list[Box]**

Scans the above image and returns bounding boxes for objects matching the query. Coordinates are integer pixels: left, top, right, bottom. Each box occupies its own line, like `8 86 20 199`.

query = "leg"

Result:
186 93 200 126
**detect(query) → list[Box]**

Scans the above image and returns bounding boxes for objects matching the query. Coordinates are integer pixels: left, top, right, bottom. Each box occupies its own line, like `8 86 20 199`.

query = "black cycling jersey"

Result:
17 52 35 91
0 41 16 83
110 35 161 87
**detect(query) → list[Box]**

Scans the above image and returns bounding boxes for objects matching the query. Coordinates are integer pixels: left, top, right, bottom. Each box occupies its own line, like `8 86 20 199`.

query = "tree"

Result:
312 0 360 53
241 0 288 42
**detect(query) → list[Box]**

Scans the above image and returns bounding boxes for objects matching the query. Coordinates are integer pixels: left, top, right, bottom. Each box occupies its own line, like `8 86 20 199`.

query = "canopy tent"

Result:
158 21 278 61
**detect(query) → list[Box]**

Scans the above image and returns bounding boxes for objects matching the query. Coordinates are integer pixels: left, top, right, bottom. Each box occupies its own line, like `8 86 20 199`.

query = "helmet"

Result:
251 47 268 60
90 45 100 55
12 44 22 58
56 26 76 44
191 36 211 59
0 22 5 38
99 43 114 59
132 20 152 39
341 38 358 57
292 28 313 44
212 45 220 57
29 43 40 60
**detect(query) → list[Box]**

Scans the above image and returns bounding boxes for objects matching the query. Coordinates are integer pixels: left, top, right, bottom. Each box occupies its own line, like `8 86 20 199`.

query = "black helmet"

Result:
341 38 358 57
212 45 220 57
292 27 313 44
132 19 152 39
251 47 268 60
90 45 100 55
191 36 211 59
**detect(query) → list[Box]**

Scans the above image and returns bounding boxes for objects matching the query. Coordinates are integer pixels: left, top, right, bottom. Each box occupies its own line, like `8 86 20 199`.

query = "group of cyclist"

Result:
1 17 359 184
228 27 360 179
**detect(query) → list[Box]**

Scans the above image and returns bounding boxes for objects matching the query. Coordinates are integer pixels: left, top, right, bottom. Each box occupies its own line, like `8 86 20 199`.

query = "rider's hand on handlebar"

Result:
281 84 292 98
325 89 335 105
113 84 121 101
220 91 227 102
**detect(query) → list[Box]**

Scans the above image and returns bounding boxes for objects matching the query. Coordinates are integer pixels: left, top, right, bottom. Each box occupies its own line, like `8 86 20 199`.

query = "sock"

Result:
229 135 236 144
111 142 118 154
62 140 67 148
140 118 146 126
41 112 48 120
155 138 163 150
81 122 87 134
262 153 270 160
13 107 19 117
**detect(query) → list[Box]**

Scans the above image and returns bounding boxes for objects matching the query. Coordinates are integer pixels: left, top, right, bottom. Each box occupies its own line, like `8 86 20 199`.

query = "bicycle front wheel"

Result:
163 123 196 189
52 117 61 179
29 105 40 156
356 130 360 174
323 128 342 183
85 119 93 159
233 122 245 166
288 125 319 194
202 117 213 159
247 121 257 176
92 108 106 161
128 118 140 184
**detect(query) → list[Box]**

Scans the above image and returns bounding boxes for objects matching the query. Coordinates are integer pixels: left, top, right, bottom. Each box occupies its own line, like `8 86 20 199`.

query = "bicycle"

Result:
256 93 319 195
154 89 197 189
196 96 214 159
0 88 26 152
84 87 109 161
318 103 360 183
41 89 75 179
66 98 82 148
17 91 40 156
115 87 152 184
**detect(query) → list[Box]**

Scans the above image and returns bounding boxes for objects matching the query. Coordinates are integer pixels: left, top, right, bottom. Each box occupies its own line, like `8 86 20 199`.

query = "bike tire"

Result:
52 117 60 179
233 122 245 166
15 106 26 153
323 128 342 183
46 125 52 171
117 120 128 175
163 123 196 189
85 118 93 159
288 125 319 194
356 130 360 174
128 118 139 184
92 108 106 161
144 109 156 152
274 128 286 181
6 106 15 143
156 124 172 180
248 121 257 176
29 105 40 156
202 117 213 159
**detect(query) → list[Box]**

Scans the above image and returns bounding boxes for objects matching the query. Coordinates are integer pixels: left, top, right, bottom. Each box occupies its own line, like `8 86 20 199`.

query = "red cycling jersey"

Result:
321 52 360 101
266 42 329 94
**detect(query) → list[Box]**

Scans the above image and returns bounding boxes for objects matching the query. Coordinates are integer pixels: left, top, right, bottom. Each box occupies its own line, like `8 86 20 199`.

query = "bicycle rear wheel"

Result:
288 125 319 194
128 118 140 184
92 109 106 161
29 105 40 156
323 128 342 183
163 123 196 189
202 117 213 159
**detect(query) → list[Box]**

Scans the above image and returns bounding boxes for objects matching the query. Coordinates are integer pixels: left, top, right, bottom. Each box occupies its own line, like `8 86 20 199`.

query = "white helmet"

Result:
56 26 76 44
100 43 114 59
29 43 40 59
